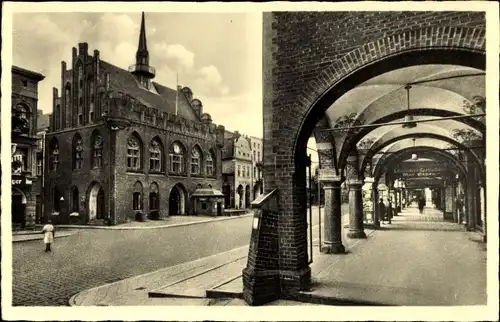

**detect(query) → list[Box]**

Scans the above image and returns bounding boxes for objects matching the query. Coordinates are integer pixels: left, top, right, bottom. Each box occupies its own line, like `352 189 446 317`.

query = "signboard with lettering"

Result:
391 161 451 179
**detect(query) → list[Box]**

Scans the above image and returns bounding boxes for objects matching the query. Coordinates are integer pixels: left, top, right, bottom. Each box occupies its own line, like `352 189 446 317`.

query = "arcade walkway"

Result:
298 205 487 306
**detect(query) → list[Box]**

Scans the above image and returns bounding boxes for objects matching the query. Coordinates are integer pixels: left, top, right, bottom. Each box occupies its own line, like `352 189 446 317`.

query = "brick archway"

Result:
249 15 486 306
294 29 485 167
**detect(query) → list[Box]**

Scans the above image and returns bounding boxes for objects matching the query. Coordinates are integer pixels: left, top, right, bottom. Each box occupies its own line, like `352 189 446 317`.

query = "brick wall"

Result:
114 124 222 222
247 11 486 305
44 125 112 224
44 119 223 224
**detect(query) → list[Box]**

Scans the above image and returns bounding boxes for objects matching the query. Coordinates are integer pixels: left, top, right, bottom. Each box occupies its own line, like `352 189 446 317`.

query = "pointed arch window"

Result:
206 150 215 176
191 146 202 175
133 181 144 211
92 133 103 169
49 139 60 172
127 135 142 171
73 134 84 170
169 142 184 174
149 139 163 172
149 183 159 212
65 85 72 109
71 186 79 213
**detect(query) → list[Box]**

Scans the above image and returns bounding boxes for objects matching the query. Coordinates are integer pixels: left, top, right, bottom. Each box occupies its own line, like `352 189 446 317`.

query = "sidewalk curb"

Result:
69 245 250 306
58 213 253 231
12 233 76 243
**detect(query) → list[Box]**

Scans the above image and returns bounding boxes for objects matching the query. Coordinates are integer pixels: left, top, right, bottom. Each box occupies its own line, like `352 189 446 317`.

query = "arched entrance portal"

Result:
12 188 27 226
245 15 486 306
169 184 186 215
222 184 231 208
245 185 251 208
236 185 244 209
88 182 105 221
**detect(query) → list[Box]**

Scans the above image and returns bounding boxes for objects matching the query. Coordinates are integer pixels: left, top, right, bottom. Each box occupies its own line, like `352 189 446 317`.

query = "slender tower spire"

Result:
130 12 155 84
136 12 148 65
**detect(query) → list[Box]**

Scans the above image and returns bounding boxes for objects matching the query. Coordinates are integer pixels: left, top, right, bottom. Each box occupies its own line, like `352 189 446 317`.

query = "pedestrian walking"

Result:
418 197 425 214
387 201 393 224
42 220 55 252
378 198 387 225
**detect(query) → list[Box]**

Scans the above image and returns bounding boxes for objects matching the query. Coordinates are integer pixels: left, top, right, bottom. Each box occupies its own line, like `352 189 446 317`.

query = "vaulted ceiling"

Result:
320 64 485 169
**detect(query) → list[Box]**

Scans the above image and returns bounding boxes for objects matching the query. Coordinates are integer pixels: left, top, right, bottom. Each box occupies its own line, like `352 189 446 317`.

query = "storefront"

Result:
12 175 37 229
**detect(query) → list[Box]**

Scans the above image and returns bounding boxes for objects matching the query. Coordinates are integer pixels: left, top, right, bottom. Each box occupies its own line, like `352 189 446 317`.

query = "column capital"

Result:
318 168 344 185
347 179 363 187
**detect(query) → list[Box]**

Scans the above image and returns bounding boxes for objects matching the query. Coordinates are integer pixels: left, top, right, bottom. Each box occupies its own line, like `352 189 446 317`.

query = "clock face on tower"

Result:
173 143 181 154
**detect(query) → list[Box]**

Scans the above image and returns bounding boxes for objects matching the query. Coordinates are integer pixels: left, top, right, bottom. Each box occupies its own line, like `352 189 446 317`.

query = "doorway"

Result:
169 184 186 215
88 182 105 221
12 189 26 226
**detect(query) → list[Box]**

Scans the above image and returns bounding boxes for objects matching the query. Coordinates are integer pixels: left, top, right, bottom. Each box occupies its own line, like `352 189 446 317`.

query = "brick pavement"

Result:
11 215 254 306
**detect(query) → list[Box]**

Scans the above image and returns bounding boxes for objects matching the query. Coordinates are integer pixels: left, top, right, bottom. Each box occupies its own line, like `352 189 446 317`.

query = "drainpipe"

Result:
41 130 46 224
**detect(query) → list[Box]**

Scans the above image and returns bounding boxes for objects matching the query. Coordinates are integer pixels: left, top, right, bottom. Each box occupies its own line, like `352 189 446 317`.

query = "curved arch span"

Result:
294 47 485 169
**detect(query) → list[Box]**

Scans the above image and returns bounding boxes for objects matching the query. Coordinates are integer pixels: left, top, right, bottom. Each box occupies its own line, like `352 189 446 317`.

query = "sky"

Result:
12 12 263 137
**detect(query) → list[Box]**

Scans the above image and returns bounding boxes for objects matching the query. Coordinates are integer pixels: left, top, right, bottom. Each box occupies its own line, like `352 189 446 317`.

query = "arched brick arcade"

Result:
243 12 486 306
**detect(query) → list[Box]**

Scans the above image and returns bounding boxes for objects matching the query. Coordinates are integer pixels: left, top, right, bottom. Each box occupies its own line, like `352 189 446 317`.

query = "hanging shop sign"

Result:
392 162 450 178
11 177 32 186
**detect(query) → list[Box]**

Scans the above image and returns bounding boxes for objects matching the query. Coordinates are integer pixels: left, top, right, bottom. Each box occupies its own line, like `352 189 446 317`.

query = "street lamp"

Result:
411 138 418 161
402 85 417 129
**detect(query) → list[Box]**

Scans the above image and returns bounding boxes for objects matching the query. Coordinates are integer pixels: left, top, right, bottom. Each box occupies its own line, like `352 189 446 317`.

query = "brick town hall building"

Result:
43 13 225 225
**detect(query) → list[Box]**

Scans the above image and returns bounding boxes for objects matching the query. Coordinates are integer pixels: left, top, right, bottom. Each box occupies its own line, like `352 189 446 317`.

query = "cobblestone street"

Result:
12 216 254 306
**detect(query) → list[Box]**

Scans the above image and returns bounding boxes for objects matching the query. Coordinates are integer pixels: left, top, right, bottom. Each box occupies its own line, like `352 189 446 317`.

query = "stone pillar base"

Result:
242 268 280 306
321 242 346 254
280 267 312 294
347 230 367 239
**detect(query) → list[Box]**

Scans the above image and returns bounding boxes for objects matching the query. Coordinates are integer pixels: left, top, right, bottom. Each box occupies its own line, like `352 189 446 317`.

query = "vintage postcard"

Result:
1 1 499 321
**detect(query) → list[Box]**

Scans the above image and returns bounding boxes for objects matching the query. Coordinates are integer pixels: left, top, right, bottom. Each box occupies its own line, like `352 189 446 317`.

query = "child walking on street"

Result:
42 220 55 252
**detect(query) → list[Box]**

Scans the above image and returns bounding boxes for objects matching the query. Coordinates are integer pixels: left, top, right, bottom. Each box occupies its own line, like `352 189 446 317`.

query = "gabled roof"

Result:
99 60 200 121
12 65 45 81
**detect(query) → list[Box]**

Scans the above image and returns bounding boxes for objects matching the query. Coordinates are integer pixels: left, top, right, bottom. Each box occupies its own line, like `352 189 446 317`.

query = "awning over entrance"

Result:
192 188 225 198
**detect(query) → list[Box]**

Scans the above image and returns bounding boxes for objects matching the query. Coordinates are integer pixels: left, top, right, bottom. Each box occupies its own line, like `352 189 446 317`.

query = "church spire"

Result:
130 12 155 83
136 12 149 63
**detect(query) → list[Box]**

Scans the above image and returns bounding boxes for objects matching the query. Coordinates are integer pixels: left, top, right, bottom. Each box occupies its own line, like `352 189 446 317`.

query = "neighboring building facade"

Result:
11 66 45 229
249 136 264 200
221 131 263 209
43 13 225 225
35 110 52 224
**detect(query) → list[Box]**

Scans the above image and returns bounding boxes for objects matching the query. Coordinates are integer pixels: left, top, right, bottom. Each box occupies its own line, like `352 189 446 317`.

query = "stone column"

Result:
451 184 457 223
401 188 406 209
466 161 476 231
345 151 366 239
319 169 345 254
372 187 380 228
398 189 402 212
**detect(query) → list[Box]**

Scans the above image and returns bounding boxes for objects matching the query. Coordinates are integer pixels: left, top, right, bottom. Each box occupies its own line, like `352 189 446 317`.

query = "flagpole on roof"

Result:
175 71 179 116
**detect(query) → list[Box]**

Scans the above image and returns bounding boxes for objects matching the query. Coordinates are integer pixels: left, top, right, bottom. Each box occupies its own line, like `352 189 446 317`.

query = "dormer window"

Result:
22 80 28 87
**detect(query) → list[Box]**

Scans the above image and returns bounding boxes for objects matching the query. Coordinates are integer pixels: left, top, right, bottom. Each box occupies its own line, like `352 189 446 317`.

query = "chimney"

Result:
72 47 77 60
